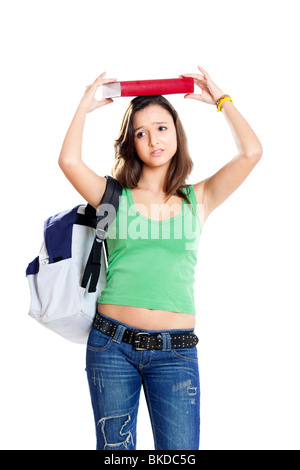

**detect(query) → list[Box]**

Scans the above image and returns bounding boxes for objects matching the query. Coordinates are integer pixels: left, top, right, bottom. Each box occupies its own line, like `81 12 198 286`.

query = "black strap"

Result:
81 176 122 293
75 204 98 229
81 239 103 292
96 176 122 239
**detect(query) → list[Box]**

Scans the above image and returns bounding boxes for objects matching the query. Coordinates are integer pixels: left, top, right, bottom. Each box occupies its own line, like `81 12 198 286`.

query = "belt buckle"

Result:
134 332 151 350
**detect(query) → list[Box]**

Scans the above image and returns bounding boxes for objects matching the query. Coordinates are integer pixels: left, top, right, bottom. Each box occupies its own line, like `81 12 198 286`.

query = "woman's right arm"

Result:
58 72 117 209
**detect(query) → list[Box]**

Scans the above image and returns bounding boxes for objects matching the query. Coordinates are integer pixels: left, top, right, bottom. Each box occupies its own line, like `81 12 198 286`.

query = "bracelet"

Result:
216 95 233 112
215 94 229 106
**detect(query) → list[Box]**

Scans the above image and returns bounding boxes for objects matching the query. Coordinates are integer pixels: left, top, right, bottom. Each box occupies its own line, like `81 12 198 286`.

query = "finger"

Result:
184 93 203 101
180 72 204 79
93 77 118 89
91 98 114 111
180 74 205 85
98 98 114 108
101 78 118 84
93 72 113 85
95 72 107 82
198 65 209 78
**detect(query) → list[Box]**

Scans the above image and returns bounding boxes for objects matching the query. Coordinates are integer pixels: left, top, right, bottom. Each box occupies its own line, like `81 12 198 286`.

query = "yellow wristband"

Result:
217 96 233 112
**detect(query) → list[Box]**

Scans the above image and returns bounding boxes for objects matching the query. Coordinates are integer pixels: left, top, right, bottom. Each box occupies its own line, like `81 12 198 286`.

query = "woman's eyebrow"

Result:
133 121 168 133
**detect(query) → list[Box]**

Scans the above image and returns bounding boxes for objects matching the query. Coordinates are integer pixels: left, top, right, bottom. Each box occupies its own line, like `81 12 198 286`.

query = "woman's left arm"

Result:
181 66 263 223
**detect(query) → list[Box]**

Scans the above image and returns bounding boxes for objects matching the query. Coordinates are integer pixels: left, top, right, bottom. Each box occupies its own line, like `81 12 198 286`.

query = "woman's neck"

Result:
137 165 168 193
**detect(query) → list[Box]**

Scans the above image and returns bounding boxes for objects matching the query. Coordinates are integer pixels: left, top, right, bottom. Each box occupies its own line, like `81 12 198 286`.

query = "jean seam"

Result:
138 351 154 370
86 339 113 352
142 377 158 450
171 348 198 362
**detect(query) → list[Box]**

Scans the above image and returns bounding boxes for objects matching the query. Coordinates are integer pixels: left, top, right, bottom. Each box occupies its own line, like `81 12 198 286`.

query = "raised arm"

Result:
58 72 117 209
180 66 263 224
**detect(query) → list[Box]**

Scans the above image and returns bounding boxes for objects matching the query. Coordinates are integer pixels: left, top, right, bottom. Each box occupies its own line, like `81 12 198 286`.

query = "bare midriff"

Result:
98 304 196 331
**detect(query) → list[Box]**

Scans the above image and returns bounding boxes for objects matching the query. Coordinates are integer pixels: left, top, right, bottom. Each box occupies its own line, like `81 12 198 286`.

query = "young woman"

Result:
59 66 263 450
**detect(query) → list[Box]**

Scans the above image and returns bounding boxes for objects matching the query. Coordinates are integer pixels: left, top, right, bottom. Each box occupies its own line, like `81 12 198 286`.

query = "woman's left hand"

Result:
180 66 225 105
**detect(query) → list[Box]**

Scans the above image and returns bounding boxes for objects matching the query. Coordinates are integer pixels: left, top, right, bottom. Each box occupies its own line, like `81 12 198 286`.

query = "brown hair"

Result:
111 95 194 204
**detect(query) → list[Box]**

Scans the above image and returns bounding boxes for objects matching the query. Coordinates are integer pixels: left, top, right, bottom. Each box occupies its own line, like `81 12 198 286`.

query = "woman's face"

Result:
132 105 177 168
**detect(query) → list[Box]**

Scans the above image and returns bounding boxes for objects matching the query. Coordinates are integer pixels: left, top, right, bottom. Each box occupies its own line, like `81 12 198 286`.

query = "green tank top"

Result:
97 185 202 314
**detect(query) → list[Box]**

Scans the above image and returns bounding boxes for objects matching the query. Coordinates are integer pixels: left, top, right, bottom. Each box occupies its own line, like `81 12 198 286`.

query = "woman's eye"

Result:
136 127 167 139
136 131 146 139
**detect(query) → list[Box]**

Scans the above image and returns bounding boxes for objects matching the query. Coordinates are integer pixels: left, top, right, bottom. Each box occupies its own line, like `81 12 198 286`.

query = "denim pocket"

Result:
171 346 198 363
87 328 113 352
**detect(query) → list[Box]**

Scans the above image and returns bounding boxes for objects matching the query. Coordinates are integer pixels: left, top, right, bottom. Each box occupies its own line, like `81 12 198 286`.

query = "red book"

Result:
102 78 194 98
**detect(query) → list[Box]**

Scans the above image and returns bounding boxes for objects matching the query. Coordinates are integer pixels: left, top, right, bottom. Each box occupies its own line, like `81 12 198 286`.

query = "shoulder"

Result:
190 180 207 205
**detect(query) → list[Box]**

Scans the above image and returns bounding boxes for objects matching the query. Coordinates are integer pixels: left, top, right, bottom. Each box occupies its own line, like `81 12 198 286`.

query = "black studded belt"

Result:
93 313 199 351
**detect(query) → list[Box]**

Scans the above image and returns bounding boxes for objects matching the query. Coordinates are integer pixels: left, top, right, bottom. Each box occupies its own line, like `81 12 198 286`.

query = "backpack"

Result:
26 175 123 344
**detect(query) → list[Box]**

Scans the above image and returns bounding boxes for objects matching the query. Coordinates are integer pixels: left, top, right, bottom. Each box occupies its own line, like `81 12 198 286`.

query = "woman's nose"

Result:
149 131 159 146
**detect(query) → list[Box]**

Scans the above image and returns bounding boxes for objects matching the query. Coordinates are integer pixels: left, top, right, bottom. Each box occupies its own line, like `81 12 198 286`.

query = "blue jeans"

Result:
86 313 200 450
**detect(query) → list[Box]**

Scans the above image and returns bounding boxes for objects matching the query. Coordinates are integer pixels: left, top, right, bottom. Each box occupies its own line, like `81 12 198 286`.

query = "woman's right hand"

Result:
79 72 117 113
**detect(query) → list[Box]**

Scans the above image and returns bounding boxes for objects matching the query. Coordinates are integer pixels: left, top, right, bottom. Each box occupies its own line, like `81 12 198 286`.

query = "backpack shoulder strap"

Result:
101 175 123 206
81 176 123 293
96 175 123 240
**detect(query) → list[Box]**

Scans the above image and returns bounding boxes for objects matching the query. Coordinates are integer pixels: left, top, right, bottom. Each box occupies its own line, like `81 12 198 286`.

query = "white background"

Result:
1 0 299 450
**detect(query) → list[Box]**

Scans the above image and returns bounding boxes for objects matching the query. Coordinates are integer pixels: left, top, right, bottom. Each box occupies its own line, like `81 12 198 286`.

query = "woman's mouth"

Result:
150 149 164 156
